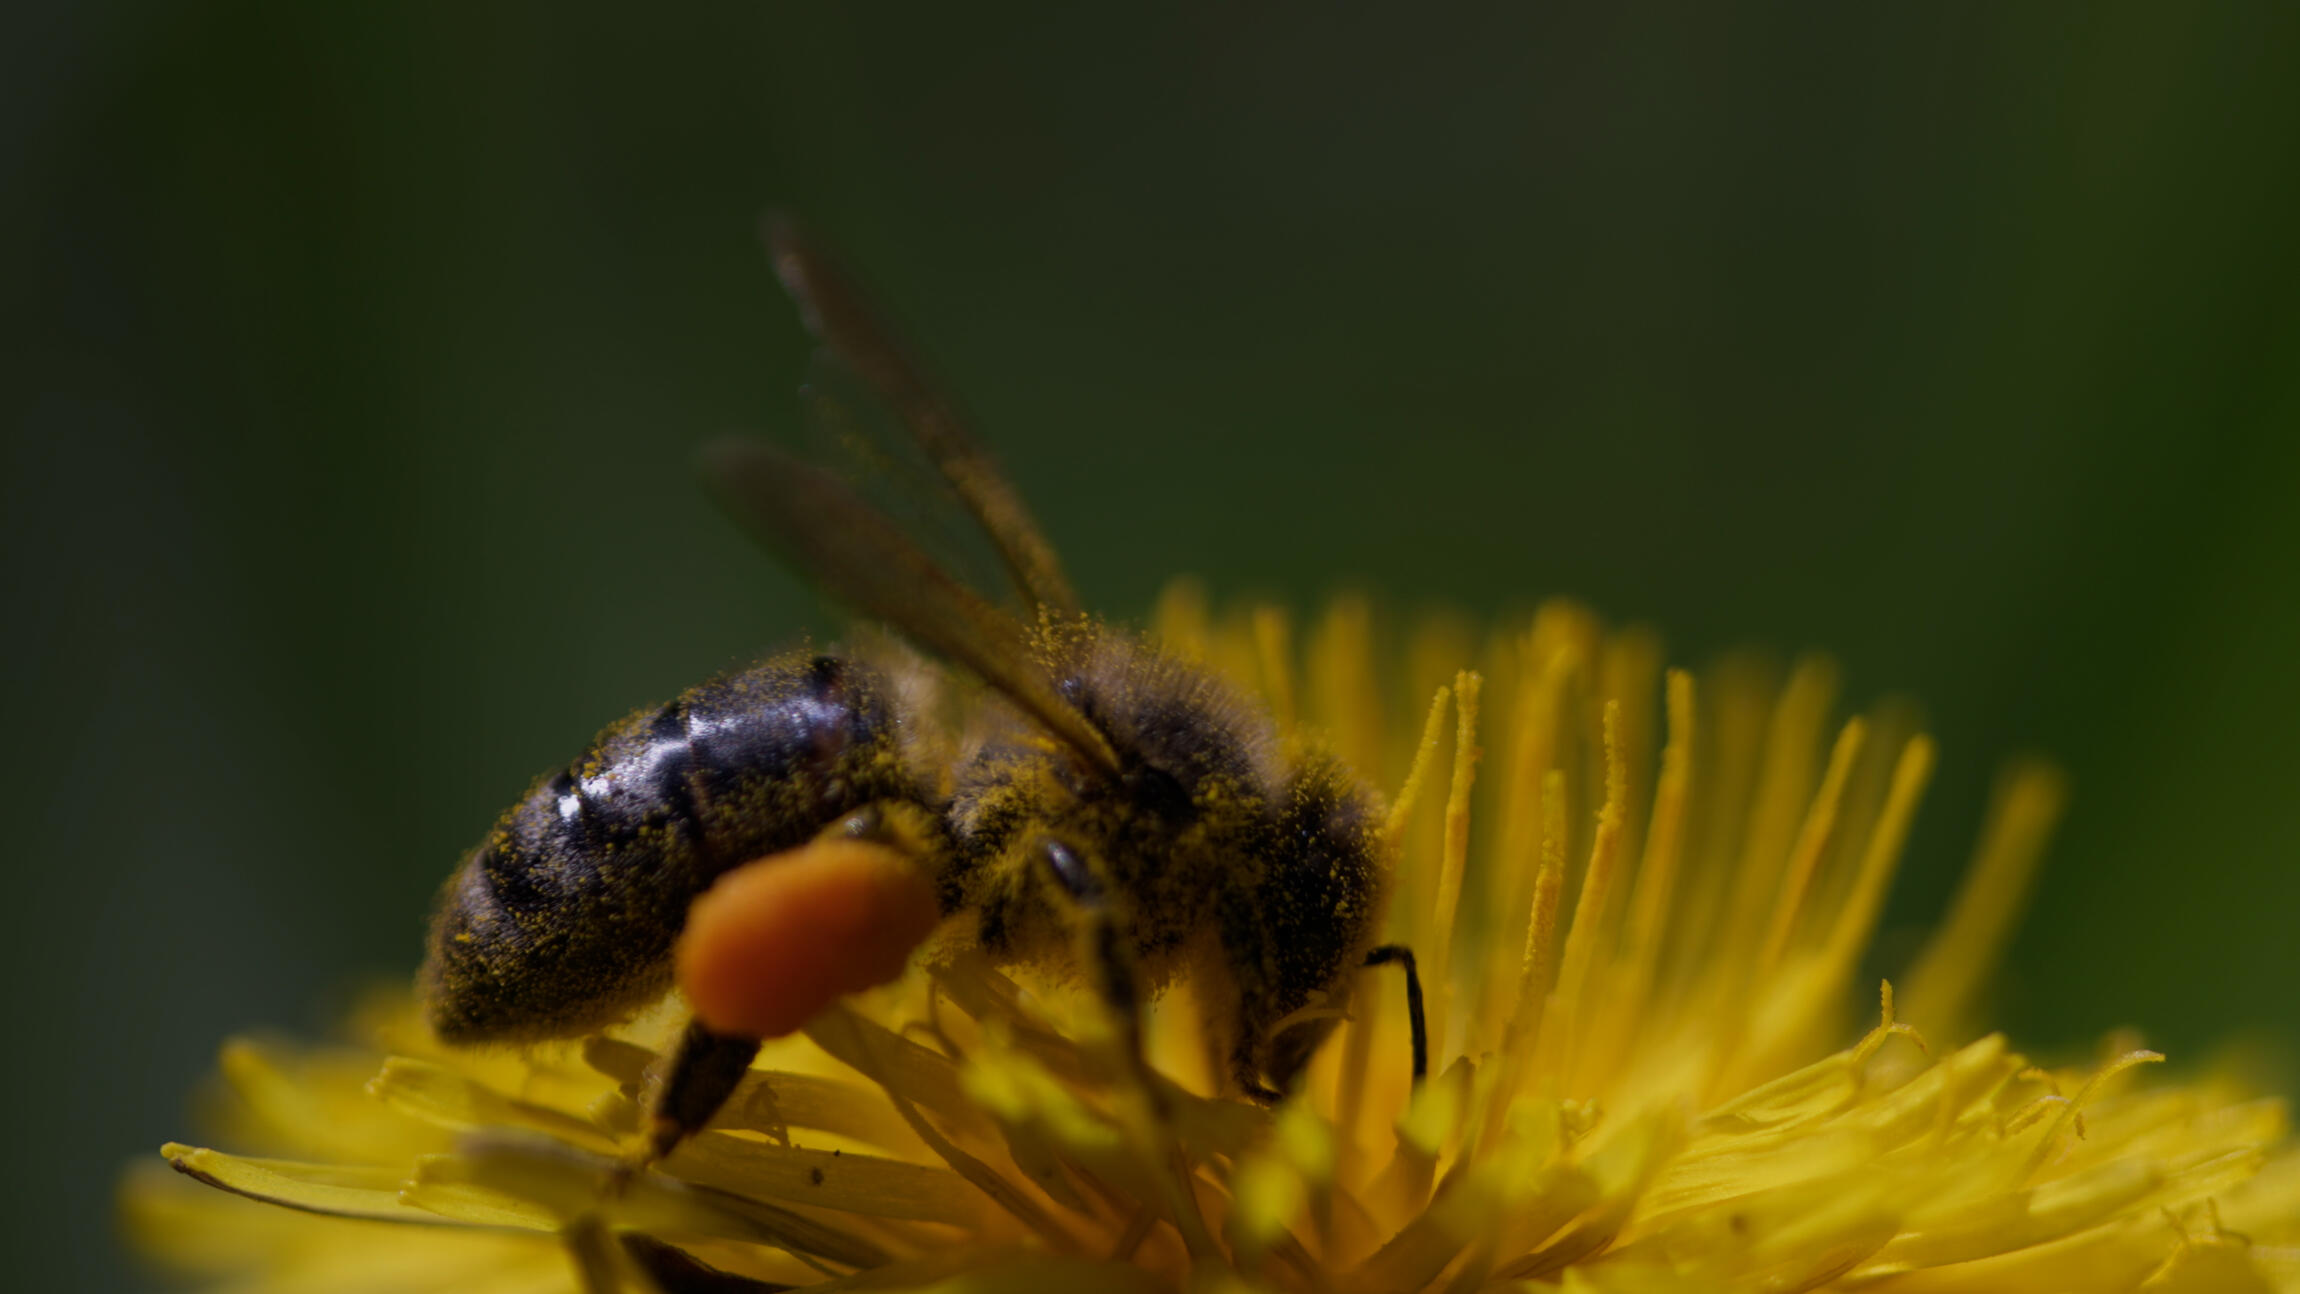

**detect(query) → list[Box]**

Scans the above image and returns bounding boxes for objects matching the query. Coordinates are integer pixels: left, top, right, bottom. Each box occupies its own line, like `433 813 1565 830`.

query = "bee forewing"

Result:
796 349 1020 613
701 437 1119 775
763 213 1080 617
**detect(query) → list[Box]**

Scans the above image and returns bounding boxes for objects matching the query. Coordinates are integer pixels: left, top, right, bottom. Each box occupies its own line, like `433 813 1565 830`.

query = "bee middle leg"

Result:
1032 838 1160 1108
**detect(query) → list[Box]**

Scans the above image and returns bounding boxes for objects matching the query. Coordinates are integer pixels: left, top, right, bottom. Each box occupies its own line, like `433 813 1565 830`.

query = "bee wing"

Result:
795 349 1019 615
763 214 1080 617
703 437 1120 776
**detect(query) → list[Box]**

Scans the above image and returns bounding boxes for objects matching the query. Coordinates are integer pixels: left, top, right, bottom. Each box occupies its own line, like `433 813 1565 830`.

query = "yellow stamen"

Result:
1550 701 1627 1084
1710 656 1841 977
1424 669 1482 1059
1615 669 1696 1021
1754 717 1868 977
1903 759 2071 1043
1818 736 1936 982
1501 768 1570 1078
1472 632 1578 1047
1382 685 1452 850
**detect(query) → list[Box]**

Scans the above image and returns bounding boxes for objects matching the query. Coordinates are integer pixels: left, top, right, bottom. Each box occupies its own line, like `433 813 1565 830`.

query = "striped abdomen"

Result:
422 652 927 1043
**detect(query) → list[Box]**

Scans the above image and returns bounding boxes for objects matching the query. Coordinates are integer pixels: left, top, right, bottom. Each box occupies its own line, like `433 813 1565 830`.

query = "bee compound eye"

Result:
838 805 885 839
1038 839 1101 902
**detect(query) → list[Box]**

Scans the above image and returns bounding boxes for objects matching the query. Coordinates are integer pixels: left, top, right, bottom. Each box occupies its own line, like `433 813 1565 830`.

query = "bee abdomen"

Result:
423 651 928 1044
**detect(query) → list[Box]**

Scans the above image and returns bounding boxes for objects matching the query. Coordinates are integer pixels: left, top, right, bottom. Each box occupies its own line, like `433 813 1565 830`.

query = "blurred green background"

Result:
8 5 2299 1288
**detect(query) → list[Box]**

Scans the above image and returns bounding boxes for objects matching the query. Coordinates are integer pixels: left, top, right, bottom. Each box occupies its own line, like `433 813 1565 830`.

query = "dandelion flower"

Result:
126 592 2300 1292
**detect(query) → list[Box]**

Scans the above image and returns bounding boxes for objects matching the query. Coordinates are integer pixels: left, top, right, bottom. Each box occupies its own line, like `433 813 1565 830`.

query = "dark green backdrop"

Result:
9 6 2298 1289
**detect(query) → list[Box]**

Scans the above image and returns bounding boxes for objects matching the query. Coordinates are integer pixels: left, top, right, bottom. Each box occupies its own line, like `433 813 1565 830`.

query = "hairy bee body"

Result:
425 626 1385 1093
420 217 1416 1154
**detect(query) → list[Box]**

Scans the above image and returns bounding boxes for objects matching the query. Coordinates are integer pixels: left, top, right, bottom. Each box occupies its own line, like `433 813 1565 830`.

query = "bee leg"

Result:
1035 839 1161 1111
1085 907 1153 1095
1362 944 1428 1084
639 1019 762 1164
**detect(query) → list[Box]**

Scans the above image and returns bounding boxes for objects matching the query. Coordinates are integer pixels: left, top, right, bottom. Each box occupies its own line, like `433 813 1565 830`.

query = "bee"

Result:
419 218 1426 1160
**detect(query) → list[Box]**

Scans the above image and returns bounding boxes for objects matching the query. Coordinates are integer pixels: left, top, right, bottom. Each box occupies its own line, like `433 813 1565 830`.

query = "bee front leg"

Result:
1033 838 1159 1109
1362 943 1428 1084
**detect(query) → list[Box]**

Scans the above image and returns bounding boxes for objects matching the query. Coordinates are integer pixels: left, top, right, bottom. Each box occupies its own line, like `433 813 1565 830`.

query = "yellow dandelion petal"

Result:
127 593 2300 1293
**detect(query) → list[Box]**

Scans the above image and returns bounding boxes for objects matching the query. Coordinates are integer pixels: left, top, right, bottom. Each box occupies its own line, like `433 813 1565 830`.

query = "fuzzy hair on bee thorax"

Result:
939 624 1391 1092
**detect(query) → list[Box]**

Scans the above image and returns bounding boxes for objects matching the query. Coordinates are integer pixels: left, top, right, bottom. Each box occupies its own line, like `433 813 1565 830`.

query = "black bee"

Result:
419 219 1425 1160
